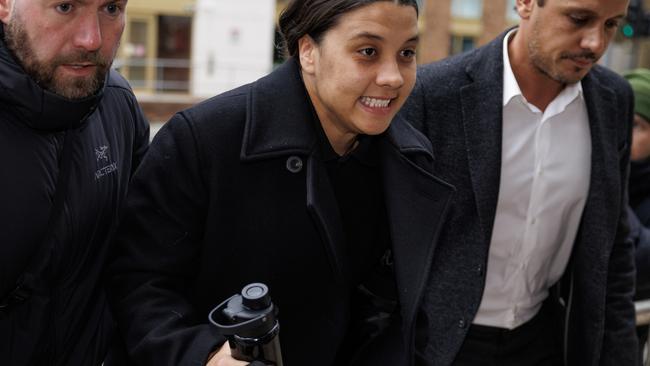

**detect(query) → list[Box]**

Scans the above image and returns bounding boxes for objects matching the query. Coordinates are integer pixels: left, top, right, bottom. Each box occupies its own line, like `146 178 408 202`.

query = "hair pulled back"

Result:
278 0 419 58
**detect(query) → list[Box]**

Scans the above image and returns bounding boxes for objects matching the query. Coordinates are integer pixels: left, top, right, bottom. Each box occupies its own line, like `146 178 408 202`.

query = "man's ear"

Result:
0 0 14 24
298 35 318 75
515 0 535 20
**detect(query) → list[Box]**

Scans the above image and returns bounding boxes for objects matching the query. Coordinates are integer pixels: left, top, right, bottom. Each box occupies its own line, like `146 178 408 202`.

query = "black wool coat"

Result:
400 30 637 365
108 59 455 366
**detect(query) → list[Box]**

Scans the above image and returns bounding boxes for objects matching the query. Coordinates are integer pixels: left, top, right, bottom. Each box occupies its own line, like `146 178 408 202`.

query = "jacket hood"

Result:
0 24 104 131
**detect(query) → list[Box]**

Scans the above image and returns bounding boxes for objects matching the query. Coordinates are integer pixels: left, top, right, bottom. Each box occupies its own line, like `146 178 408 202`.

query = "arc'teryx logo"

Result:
95 145 109 162
94 145 118 180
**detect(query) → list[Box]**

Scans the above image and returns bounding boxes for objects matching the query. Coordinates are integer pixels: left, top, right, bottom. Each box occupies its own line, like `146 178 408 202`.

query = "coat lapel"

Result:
240 59 315 161
574 73 621 265
381 119 455 340
460 36 505 245
305 155 349 285
241 59 349 285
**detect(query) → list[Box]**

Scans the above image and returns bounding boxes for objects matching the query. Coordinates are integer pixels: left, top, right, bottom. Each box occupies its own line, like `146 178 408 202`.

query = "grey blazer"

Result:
400 30 637 365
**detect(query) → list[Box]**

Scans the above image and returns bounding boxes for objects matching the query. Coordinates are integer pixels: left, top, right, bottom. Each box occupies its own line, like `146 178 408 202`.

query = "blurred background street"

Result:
117 0 650 130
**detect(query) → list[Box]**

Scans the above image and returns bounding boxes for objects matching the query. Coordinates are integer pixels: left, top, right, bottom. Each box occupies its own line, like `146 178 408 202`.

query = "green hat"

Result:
624 68 650 122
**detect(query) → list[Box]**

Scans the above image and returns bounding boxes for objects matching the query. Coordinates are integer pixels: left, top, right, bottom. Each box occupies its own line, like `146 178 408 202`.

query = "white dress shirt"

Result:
473 29 592 329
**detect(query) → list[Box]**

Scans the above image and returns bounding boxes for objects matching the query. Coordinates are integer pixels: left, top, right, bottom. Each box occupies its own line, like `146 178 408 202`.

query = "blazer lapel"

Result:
460 36 505 245
574 74 621 263
381 121 455 341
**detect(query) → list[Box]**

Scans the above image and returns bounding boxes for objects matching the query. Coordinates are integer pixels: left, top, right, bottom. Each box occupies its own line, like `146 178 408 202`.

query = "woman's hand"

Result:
206 342 249 366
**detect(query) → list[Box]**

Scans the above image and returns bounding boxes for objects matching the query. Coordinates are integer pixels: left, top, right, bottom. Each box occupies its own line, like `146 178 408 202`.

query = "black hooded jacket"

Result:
0 25 149 365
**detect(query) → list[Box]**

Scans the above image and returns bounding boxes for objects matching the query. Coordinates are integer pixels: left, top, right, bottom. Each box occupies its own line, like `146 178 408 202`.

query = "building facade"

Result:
420 0 516 63
117 0 276 97
116 0 276 122
116 0 195 94
192 0 276 97
119 0 650 122
420 0 650 72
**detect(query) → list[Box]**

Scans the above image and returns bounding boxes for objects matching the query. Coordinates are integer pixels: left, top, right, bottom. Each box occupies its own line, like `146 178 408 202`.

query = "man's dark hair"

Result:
278 0 418 58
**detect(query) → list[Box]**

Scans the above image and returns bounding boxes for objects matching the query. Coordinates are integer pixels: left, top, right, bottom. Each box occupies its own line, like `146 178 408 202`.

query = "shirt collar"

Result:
546 81 583 117
502 29 521 107
502 29 584 110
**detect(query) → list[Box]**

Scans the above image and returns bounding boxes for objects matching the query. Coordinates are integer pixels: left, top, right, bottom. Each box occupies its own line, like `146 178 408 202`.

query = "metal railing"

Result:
112 57 273 95
113 58 192 93
637 300 650 366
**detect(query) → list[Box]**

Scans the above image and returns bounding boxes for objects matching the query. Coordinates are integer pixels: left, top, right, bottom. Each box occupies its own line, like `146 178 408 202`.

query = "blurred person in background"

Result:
0 0 149 364
106 0 453 365
401 0 637 364
624 68 650 366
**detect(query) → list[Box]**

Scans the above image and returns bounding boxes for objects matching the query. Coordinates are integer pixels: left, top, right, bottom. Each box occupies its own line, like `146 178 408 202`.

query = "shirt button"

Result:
286 156 303 173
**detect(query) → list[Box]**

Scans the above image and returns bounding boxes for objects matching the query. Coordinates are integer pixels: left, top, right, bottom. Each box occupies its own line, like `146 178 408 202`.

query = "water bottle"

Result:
208 283 283 365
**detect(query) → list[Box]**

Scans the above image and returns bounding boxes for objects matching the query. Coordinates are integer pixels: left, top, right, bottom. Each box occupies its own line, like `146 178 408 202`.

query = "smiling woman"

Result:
106 1 455 366
290 1 418 155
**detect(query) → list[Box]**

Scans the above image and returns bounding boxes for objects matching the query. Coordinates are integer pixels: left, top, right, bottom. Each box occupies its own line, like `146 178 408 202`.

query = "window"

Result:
450 34 476 55
157 15 192 92
451 0 483 19
118 15 192 93
123 19 150 89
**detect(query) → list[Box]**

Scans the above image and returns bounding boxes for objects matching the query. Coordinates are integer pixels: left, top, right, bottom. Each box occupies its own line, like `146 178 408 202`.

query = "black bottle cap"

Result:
209 282 278 338
242 283 271 310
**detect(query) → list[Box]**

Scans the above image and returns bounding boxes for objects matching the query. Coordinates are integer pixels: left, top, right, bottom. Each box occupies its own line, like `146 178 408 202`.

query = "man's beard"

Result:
527 19 597 85
4 16 111 100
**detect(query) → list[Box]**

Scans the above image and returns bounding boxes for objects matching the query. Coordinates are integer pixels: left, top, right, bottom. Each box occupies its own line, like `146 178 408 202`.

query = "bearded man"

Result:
0 0 149 364
401 0 637 364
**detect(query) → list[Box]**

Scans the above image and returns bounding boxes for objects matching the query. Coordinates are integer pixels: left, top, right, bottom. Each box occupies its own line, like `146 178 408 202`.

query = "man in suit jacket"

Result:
401 0 636 364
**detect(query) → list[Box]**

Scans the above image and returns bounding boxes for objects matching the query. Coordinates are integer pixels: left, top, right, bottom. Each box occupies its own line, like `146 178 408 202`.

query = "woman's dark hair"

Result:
278 0 419 58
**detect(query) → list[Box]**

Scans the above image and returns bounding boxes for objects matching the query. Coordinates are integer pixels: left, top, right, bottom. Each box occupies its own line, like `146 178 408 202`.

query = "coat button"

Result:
458 318 467 329
286 156 303 173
